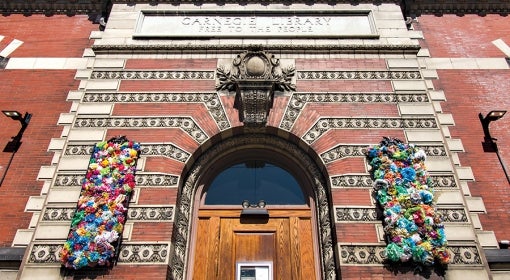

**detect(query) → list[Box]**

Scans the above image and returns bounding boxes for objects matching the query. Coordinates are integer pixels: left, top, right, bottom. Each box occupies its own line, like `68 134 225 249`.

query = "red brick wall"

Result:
0 15 96 247
417 15 510 241
416 14 510 58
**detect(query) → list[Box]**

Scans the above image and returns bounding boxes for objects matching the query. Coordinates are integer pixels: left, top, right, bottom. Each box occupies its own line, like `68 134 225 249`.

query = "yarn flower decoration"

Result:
367 137 449 266
60 136 141 269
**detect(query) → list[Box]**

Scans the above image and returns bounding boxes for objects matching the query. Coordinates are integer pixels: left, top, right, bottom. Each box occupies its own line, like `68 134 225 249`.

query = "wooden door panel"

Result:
192 209 317 280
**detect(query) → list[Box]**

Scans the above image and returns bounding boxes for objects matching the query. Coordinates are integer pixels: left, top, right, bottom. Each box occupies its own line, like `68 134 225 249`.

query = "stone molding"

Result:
280 92 429 131
91 43 421 54
42 206 174 222
303 117 438 144
339 244 482 265
28 242 170 265
335 207 468 223
54 172 179 188
83 92 230 131
74 117 208 143
298 70 421 80
91 70 214 80
320 144 446 163
3 1 508 17
330 174 458 189
65 143 190 162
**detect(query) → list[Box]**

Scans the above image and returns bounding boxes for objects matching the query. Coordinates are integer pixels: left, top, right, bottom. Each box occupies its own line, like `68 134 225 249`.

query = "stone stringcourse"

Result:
60 137 141 270
83 92 230 130
330 174 457 189
297 71 421 80
31 243 170 264
74 117 208 143
280 92 429 131
43 206 174 222
66 143 191 163
366 137 449 266
55 173 179 188
303 117 437 144
320 144 446 163
90 71 214 80
335 207 468 223
340 245 481 265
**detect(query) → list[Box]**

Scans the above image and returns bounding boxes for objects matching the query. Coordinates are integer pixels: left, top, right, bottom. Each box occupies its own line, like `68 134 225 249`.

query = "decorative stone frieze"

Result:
54 173 179 188
339 245 482 265
280 92 429 131
330 174 457 189
303 117 438 144
297 71 422 80
28 243 170 264
82 92 230 130
321 144 446 163
74 117 208 143
216 50 296 126
65 143 190 162
90 71 214 80
42 206 174 222
335 207 468 223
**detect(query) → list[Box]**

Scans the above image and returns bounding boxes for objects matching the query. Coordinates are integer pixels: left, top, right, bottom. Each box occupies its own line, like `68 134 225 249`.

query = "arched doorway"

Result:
169 133 337 280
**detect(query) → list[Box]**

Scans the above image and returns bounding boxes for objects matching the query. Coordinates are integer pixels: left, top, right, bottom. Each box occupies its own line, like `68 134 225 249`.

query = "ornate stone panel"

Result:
74 117 208 143
28 243 170 264
320 144 446 163
90 71 214 80
297 71 421 80
42 206 174 222
65 143 190 162
339 245 482 265
54 173 178 188
331 174 457 189
335 207 468 223
280 92 429 131
83 92 230 130
303 117 438 144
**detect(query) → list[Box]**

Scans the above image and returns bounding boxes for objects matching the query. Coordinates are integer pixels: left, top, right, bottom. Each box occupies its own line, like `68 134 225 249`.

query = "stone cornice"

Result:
1 1 509 17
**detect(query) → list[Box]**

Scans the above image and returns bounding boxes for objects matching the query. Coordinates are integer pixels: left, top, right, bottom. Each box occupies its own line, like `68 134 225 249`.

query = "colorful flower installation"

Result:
60 136 141 269
366 137 449 266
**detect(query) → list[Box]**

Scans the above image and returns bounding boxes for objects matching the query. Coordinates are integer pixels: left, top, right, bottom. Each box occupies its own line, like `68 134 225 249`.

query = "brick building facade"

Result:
0 1 509 279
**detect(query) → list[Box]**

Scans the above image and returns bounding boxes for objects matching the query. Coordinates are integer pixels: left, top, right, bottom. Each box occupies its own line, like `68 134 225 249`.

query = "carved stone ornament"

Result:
216 50 296 126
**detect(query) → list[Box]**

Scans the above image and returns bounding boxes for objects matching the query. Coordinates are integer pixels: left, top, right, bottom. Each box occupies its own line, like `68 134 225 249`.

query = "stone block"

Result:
387 58 419 69
456 167 475 181
444 225 475 241
477 231 499 249
57 157 89 171
392 80 427 91
57 113 75 125
398 103 435 115
19 267 61 280
405 130 444 143
85 80 120 91
466 197 486 213
76 103 113 115
67 129 105 142
25 196 45 212
46 188 81 204
33 224 70 240
47 138 66 151
445 269 489 280
37 166 56 180
12 229 34 246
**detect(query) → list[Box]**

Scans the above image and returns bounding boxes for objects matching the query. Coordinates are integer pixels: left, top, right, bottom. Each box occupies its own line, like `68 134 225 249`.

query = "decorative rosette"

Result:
367 137 449 265
60 136 141 269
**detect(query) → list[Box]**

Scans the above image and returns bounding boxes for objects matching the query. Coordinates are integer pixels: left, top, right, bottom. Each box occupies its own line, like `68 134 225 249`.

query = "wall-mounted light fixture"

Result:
0 110 32 186
479 110 509 184
479 110 507 140
241 200 268 217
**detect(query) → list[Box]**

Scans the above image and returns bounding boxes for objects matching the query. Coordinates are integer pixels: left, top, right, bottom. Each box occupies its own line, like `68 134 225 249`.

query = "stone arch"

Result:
168 131 338 280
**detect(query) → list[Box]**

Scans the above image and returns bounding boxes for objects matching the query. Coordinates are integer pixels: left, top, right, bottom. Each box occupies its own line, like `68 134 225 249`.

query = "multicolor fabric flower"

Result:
60 137 141 269
367 137 449 265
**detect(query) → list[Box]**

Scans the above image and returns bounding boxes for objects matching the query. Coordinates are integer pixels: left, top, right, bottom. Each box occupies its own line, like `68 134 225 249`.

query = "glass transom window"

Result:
204 161 306 205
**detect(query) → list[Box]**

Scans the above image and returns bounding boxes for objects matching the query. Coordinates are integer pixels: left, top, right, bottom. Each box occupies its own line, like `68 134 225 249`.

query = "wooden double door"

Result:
191 208 318 280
